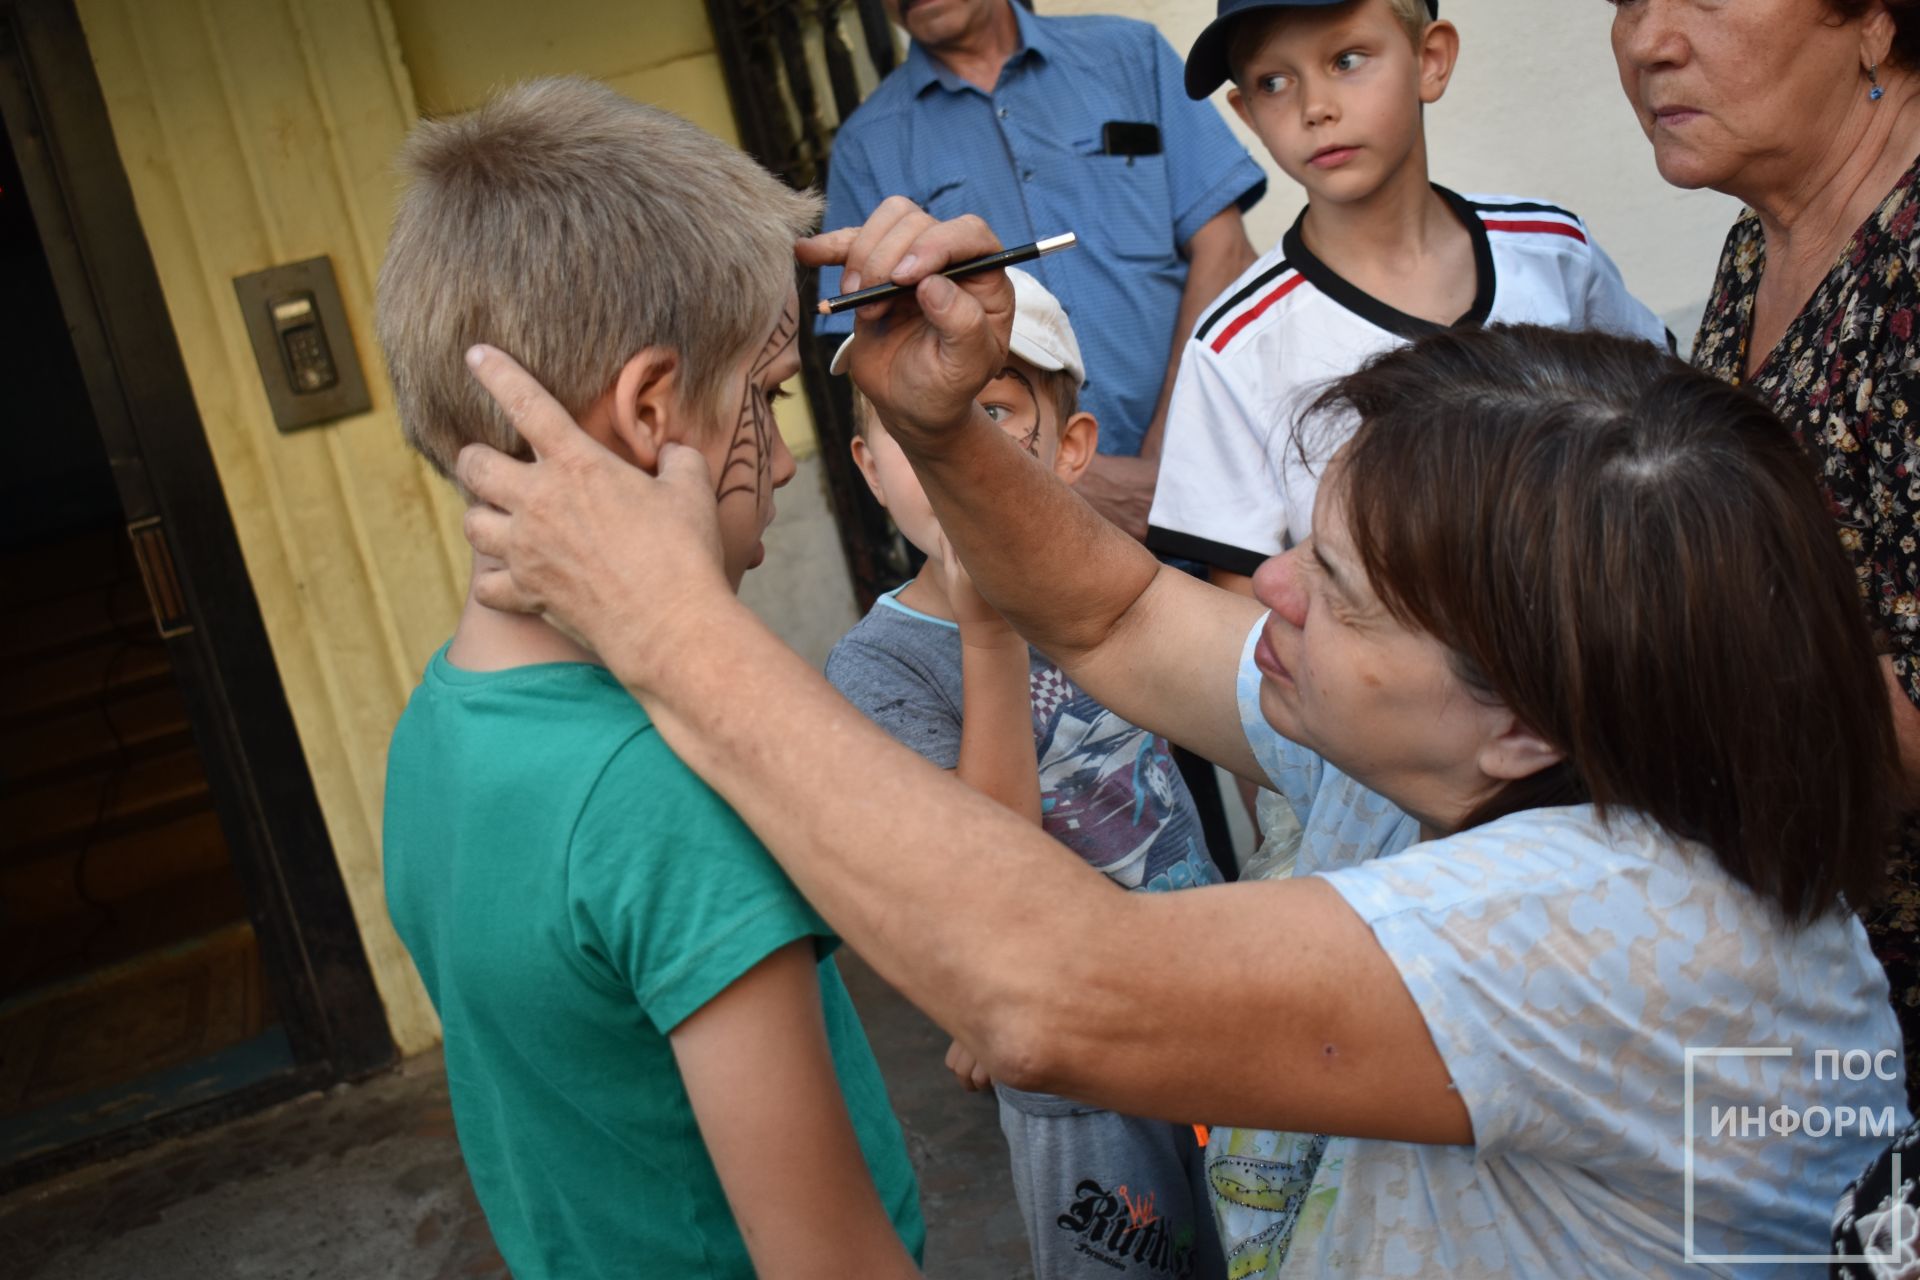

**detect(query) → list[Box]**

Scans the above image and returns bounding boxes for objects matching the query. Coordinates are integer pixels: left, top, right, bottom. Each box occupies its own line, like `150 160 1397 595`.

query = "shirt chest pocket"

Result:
1081 149 1175 261
915 172 974 224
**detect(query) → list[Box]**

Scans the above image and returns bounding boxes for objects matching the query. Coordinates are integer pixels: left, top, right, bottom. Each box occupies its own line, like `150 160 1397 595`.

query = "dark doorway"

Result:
0 0 392 1188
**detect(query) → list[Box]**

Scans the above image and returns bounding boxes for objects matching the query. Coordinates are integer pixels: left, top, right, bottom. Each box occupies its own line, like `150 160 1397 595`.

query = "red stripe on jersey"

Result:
1481 218 1587 243
1210 273 1306 353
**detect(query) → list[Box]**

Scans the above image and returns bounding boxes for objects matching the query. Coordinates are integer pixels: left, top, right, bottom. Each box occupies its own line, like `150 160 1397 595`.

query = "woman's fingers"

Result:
463 343 598 464
463 501 512 562
655 441 717 497
871 207 940 285
842 195 930 294
798 204 1006 285
470 561 542 617
891 214 1003 284
898 216 1011 358
456 441 528 516
943 1039 969 1088
943 1037 993 1092
794 226 859 267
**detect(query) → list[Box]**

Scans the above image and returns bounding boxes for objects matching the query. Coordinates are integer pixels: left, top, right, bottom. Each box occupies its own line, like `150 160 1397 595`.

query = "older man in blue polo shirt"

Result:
818 0 1265 540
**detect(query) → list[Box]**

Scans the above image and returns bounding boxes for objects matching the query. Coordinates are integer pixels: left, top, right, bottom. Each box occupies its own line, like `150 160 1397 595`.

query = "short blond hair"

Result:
377 77 821 480
1381 0 1431 43
1229 0 1430 83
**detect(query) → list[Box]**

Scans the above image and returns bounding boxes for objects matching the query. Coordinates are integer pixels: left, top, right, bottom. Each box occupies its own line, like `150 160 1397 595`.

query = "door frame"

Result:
0 0 394 1188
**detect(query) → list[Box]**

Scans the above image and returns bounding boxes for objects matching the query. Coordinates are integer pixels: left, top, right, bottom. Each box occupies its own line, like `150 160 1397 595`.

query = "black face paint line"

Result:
715 301 799 508
993 365 1043 458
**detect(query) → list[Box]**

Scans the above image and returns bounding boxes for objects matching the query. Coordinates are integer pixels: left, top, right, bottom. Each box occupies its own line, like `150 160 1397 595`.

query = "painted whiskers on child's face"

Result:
704 290 801 588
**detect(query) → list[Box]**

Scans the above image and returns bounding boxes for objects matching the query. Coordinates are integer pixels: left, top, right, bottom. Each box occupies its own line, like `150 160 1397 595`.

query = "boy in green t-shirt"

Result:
375 77 924 1279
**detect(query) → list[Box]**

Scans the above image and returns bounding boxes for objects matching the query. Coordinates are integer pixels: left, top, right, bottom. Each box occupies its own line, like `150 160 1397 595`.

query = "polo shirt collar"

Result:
903 1 1050 97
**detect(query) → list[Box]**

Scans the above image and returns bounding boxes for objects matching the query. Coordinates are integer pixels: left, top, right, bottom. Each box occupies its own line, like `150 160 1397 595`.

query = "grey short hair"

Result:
376 77 821 480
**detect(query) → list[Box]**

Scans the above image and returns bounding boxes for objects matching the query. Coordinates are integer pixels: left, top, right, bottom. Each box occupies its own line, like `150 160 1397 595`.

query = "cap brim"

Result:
835 331 1077 385
1184 0 1437 100
1183 15 1237 100
1008 333 1072 381
828 333 856 375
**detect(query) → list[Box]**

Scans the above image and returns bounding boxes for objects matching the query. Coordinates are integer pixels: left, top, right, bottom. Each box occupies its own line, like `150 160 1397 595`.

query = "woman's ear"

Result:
1050 411 1100 484
608 347 683 474
1862 7 1897 74
1418 20 1461 105
1477 711 1565 783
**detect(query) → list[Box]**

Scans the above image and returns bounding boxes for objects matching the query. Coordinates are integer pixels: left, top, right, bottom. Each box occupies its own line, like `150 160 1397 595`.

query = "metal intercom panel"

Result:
232 255 371 433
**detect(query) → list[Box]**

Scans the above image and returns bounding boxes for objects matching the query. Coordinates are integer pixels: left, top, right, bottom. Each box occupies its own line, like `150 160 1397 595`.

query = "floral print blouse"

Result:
1693 154 1920 1115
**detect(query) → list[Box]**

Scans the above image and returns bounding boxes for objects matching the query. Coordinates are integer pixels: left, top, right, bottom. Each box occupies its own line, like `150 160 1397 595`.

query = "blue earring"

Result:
1871 64 1885 102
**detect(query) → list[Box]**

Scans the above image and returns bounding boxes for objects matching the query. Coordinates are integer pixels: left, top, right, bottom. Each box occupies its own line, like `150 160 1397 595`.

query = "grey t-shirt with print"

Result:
828 588 1227 1279
826 588 1218 894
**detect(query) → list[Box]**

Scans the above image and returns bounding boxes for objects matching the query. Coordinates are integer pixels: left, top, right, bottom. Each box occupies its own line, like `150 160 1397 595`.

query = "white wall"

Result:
1051 0 1743 346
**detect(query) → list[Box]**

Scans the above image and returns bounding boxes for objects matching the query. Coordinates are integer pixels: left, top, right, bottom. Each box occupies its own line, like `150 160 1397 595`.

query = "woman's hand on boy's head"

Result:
457 344 738 681
798 201 1013 447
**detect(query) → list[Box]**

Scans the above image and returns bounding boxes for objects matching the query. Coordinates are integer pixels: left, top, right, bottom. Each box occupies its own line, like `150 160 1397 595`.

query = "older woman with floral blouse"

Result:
1610 0 1920 1117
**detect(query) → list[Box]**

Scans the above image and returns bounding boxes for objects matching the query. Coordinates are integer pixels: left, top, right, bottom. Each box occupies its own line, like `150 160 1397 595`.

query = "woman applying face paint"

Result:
453 208 1908 1275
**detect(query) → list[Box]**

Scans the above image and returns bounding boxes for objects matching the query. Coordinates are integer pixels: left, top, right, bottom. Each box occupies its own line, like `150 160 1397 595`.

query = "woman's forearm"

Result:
899 407 1165 667
614 595 1468 1144
626 593 1119 1071
901 410 1268 783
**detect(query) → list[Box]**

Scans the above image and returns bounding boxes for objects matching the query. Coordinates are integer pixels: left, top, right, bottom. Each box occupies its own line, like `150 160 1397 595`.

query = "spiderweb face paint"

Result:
701 292 801 588
983 365 1044 458
716 297 799 517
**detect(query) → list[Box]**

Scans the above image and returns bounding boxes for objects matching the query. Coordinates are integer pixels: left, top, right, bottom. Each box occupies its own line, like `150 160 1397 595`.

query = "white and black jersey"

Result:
1146 187 1670 574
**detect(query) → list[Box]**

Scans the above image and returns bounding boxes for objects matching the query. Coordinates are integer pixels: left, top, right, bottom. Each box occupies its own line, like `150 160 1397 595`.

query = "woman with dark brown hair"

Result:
448 192 1909 1271
1609 0 1920 1123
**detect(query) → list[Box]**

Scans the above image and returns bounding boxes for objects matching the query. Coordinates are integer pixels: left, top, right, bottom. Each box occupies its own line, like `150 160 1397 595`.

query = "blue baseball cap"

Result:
1184 0 1440 99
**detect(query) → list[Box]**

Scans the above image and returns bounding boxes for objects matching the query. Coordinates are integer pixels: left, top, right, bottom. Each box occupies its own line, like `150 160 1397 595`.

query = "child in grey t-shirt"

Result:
825 271 1225 1280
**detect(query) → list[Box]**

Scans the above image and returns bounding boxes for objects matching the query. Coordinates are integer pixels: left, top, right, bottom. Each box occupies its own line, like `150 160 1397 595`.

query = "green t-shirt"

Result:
384 648 924 1278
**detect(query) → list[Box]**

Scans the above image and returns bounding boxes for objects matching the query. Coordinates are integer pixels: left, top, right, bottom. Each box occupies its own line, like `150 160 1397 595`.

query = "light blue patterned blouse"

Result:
1216 618 1911 1277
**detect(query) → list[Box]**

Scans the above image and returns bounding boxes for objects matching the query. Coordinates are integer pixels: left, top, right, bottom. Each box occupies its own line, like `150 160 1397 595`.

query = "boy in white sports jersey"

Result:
1147 0 1666 592
1144 3 1665 1269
